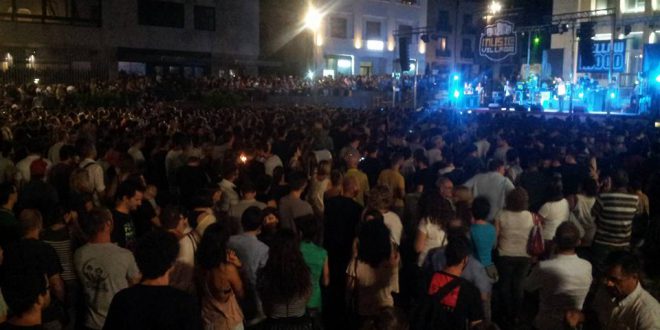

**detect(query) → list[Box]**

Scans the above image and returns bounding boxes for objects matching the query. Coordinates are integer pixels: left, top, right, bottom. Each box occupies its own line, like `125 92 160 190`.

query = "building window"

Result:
194 6 215 31
462 38 472 52
330 17 348 39
138 0 185 28
439 37 447 51
366 21 382 39
595 0 611 10
0 0 101 25
623 0 645 12
437 10 452 32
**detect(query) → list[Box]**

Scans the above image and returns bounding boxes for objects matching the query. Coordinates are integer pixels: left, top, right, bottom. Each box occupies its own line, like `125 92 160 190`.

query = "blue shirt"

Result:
470 223 496 266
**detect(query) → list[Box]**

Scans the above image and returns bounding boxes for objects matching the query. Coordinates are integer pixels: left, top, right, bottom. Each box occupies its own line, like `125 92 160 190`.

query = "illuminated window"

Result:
622 0 645 13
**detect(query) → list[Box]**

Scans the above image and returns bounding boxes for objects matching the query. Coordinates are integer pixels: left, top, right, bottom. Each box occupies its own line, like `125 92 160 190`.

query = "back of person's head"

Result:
19 209 43 235
357 218 392 268
134 230 179 280
222 162 238 180
115 179 145 203
272 166 285 182
76 138 95 158
160 205 184 231
362 208 385 223
258 229 311 302
506 148 519 163
488 159 505 172
242 206 263 232
0 182 16 205
554 221 581 251
368 185 393 211
390 152 404 167
505 187 528 212
331 169 344 186
359 307 408 330
547 174 564 201
59 144 75 162
611 169 629 190
287 171 308 191
317 160 332 176
604 250 642 278
445 235 471 267
240 181 257 196
81 207 112 238
471 196 491 221
296 214 319 242
196 222 231 270
1 266 49 317
581 177 599 197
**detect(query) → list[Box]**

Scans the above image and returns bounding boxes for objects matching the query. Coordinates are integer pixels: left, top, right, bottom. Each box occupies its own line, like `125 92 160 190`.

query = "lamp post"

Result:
304 5 323 78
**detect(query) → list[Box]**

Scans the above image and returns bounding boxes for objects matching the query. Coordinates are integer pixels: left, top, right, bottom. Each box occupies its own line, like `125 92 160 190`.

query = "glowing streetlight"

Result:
489 1 502 15
304 6 323 32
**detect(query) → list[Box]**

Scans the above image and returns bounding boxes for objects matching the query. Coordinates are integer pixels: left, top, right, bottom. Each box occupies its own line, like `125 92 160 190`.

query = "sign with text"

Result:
578 40 626 73
479 20 517 62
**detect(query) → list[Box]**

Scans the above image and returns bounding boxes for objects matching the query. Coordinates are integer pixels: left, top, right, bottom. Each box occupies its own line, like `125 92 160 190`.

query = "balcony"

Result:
436 49 452 57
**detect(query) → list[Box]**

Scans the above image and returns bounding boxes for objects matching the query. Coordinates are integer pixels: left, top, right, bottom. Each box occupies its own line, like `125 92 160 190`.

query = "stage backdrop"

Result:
578 40 626 73
643 43 660 73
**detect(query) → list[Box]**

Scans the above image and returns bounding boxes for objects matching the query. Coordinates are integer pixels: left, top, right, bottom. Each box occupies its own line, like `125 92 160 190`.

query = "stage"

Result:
463 107 646 120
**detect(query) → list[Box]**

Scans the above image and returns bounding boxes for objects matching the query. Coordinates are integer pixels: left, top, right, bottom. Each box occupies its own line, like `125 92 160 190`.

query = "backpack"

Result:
410 275 464 330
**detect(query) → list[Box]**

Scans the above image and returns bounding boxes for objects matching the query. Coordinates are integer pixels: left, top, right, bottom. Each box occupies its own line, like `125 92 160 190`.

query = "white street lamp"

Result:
489 1 502 15
304 6 322 32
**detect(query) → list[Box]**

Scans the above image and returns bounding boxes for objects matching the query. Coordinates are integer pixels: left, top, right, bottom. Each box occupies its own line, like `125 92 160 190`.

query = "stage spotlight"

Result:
453 90 461 99
453 74 460 81
578 92 584 99
655 74 660 83
610 92 616 99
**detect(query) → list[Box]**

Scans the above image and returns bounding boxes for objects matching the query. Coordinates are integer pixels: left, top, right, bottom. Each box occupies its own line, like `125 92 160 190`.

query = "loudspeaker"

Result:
578 22 595 67
399 37 410 72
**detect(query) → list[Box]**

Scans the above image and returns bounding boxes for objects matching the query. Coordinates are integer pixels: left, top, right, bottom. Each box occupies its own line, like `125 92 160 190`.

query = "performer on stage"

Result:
555 77 567 112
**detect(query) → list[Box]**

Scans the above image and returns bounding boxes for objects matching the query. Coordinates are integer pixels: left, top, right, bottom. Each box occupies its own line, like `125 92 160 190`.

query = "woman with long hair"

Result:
196 222 244 330
414 197 452 267
538 174 570 242
307 160 332 216
257 229 313 329
494 187 535 328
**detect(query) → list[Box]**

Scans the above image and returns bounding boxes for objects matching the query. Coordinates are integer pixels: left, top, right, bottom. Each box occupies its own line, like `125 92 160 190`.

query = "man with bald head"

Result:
323 176 364 327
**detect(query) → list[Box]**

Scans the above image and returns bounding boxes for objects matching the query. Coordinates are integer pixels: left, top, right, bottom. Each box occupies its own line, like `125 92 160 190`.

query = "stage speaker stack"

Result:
578 22 596 67
399 38 410 72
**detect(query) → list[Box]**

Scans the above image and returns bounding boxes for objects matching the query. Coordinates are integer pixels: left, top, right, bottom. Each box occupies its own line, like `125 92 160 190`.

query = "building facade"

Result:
425 0 484 79
0 0 260 80
313 0 428 77
551 0 660 86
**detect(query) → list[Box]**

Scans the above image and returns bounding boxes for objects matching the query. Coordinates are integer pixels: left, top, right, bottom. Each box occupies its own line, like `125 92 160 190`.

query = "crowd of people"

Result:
0 75 659 330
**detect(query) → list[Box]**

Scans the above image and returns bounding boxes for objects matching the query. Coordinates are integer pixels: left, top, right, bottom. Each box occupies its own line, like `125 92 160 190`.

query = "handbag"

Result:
527 213 545 257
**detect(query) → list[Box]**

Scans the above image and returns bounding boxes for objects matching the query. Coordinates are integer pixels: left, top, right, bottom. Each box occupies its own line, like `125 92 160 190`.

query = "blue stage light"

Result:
655 74 660 83
453 74 460 81
578 92 584 99
453 90 460 99
610 92 616 99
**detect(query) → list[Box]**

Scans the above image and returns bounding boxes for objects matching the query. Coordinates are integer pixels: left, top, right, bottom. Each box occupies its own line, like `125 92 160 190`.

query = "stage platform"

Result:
466 107 643 119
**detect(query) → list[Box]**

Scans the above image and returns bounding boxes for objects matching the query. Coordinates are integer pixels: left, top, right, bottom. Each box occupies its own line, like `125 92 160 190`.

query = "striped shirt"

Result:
592 192 638 247
42 227 77 282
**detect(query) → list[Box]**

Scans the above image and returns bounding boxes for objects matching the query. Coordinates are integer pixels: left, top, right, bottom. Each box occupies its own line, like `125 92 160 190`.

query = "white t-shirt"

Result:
539 199 570 241
496 210 535 257
416 218 447 266
383 211 403 246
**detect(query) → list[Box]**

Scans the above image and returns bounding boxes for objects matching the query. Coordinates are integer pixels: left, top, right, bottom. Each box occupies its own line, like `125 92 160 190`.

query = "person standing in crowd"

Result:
359 144 382 189
297 215 329 326
219 163 240 213
0 183 19 249
538 174 570 245
15 144 51 189
344 152 370 207
523 222 592 330
307 160 332 216
346 216 399 321
591 170 639 273
74 208 141 330
196 222 244 330
377 153 406 216
0 267 51 329
160 206 195 295
227 206 269 326
110 180 144 251
470 197 497 281
463 160 515 222
104 230 202 330
414 197 451 267
17 159 59 225
570 178 598 250
424 235 484 329
494 187 535 328
277 172 313 232
77 139 105 205
257 229 312 328
2 209 66 329
368 185 403 248
47 145 76 207
228 181 266 228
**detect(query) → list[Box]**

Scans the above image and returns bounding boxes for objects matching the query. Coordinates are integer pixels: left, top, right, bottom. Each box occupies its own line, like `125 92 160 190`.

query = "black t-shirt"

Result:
323 196 362 281
0 323 43 330
428 272 484 328
3 238 62 278
103 285 202 330
110 209 137 251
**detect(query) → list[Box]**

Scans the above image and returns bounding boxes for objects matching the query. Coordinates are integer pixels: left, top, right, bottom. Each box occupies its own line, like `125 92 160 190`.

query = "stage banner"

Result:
578 40 626 73
479 20 518 62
